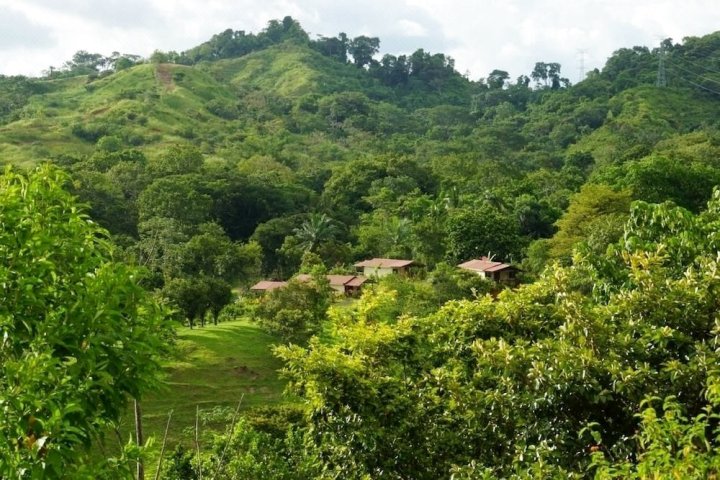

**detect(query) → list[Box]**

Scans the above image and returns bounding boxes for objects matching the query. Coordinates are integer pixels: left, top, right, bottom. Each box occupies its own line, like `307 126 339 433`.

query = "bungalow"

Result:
458 257 520 284
354 258 415 278
296 274 369 296
249 280 288 293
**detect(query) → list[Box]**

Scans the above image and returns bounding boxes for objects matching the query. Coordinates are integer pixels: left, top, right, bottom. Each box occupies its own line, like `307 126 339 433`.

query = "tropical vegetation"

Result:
2 16 720 479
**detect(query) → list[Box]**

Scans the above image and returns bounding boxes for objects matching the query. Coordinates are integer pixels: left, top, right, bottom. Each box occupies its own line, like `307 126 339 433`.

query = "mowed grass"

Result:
116 319 288 463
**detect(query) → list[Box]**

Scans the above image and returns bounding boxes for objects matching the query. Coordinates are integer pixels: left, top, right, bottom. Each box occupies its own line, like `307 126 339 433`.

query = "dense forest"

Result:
3 15 720 479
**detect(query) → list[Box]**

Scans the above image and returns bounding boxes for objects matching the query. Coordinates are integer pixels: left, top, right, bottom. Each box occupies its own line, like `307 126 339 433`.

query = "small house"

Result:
458 257 520 284
249 280 288 293
343 275 369 296
296 274 369 296
354 258 415 278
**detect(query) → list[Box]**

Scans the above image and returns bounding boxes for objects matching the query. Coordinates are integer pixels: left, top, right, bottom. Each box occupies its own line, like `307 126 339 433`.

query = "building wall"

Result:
466 269 490 278
363 266 395 277
465 268 515 282
498 270 514 282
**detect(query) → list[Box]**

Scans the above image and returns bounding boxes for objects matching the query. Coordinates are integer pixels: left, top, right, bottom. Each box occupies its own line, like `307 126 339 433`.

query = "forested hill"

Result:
1 18 720 282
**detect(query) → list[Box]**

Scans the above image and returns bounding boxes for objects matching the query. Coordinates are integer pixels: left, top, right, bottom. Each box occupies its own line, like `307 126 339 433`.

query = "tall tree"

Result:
547 183 631 261
348 36 380 68
531 61 567 89
487 69 510 89
445 208 525 262
137 176 212 225
0 166 170 477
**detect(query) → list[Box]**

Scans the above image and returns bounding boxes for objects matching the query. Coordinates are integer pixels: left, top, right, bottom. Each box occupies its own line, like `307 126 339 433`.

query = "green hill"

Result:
202 43 384 98
0 44 395 168
0 63 243 165
2 24 719 272
0 34 477 168
570 85 720 165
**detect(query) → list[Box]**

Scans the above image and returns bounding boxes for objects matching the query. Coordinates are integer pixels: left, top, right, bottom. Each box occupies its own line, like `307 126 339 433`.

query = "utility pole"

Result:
656 43 667 87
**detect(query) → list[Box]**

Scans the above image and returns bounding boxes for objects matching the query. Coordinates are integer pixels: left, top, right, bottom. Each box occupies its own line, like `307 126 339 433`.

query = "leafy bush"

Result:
70 121 110 142
161 418 319 480
206 99 239 119
256 269 332 344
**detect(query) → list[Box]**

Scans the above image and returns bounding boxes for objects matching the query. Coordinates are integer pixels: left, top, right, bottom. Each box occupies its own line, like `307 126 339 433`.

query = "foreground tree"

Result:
0 166 171 478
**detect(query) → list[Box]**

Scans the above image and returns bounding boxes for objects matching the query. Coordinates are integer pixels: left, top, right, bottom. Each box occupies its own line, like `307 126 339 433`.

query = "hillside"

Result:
570 85 720 165
0 63 241 165
0 21 719 273
0 26 719 276
202 43 385 98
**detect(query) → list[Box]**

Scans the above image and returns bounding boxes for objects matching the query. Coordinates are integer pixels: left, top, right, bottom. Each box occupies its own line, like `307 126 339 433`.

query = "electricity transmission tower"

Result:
656 44 667 87
577 49 587 82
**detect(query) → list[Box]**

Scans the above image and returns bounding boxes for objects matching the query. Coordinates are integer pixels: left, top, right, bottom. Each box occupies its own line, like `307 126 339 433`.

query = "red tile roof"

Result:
484 263 516 272
250 280 288 291
354 258 414 268
327 275 358 286
458 257 517 273
345 276 368 287
295 274 369 287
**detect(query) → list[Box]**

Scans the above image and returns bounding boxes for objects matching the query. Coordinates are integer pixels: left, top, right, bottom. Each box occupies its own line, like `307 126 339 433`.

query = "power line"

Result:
665 58 720 87
679 76 720 96
672 54 720 75
649 37 720 94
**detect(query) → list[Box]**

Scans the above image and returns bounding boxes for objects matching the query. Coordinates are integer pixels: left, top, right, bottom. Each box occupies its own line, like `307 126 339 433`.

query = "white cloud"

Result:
404 0 720 81
0 7 54 50
0 0 718 79
397 19 427 37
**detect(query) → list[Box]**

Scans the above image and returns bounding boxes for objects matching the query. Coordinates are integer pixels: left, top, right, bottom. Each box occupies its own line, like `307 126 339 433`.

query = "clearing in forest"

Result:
117 319 287 464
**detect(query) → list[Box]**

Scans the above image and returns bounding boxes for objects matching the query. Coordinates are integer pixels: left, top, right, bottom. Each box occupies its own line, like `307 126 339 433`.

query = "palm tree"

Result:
482 190 509 213
293 213 338 252
387 217 412 246
386 217 413 259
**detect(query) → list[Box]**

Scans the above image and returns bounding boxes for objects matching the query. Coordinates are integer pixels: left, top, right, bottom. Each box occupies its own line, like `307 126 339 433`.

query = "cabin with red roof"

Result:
354 258 415 278
249 280 288 293
458 257 520 285
252 275 370 296
296 274 369 296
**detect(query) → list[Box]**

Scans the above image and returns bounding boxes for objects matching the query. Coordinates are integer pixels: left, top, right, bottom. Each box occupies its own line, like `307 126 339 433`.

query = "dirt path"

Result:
155 63 174 91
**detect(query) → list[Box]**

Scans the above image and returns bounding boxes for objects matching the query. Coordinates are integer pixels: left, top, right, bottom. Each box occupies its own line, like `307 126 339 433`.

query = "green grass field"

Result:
115 319 288 468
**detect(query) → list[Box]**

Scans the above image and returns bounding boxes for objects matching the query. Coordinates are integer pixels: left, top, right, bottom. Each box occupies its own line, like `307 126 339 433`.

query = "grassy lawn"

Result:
115 319 288 468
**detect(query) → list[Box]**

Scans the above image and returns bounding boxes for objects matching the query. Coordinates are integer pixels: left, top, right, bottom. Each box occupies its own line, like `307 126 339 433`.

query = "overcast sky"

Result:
0 0 719 81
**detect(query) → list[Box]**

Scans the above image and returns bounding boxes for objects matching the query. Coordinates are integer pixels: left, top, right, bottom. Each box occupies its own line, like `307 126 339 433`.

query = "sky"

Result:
0 0 719 81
